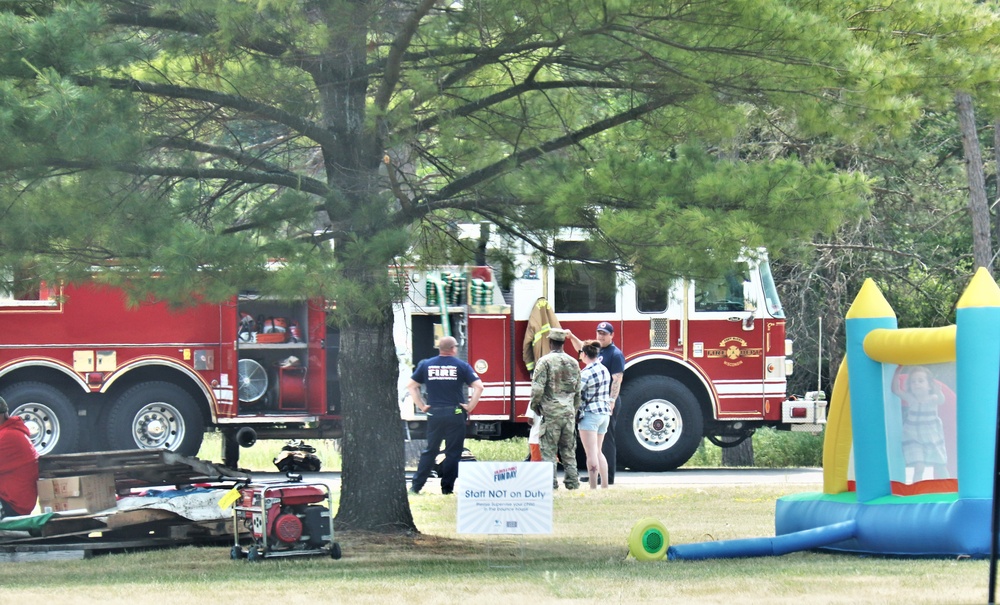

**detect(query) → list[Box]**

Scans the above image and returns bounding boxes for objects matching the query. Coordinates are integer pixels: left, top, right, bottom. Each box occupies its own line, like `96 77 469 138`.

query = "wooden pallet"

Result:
0 528 235 561
38 449 249 489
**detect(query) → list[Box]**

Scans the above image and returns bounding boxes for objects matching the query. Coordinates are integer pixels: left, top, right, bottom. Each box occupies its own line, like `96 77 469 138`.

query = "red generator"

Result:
231 479 342 561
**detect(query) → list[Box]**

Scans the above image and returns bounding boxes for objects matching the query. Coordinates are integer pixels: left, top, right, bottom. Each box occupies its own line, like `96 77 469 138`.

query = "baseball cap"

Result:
548 328 568 342
596 321 614 334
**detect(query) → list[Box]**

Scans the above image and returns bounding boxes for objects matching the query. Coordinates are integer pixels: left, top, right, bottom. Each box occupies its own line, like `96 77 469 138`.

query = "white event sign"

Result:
456 461 553 534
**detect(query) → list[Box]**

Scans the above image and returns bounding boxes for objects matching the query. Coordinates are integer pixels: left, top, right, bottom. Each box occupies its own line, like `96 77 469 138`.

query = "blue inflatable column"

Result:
667 521 857 561
955 268 1000 499
845 279 896 502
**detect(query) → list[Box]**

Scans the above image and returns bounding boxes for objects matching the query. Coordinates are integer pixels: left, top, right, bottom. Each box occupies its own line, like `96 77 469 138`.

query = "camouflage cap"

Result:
548 328 568 342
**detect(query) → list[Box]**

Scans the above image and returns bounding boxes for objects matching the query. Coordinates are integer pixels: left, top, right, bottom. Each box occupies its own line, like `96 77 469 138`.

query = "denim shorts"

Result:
578 410 610 434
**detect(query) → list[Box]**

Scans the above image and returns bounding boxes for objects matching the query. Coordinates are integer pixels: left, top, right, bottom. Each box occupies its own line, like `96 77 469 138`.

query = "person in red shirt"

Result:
0 396 39 518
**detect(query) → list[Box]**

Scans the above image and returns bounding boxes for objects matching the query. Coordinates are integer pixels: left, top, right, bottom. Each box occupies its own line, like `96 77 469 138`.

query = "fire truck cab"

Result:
395 227 825 471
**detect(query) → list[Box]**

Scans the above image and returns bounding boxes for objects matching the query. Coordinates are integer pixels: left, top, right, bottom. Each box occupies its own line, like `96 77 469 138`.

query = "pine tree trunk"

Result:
721 438 754 467
334 305 416 533
956 91 993 274
316 2 415 531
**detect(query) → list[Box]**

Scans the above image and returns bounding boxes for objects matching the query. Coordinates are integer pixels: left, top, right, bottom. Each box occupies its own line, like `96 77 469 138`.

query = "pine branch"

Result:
151 136 323 188
397 79 657 137
407 97 674 216
73 75 341 149
24 158 332 198
374 0 438 113
106 2 292 59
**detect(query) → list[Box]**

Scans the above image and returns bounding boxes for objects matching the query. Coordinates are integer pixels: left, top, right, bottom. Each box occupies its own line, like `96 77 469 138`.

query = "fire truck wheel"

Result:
617 376 704 472
1 382 80 455
107 382 205 455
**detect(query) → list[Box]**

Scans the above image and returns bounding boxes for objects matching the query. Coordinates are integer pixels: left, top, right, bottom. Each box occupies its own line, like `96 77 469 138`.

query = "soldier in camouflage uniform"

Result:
529 328 582 489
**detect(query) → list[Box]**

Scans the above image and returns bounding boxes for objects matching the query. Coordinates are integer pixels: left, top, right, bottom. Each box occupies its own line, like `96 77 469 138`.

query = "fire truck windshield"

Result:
694 263 752 313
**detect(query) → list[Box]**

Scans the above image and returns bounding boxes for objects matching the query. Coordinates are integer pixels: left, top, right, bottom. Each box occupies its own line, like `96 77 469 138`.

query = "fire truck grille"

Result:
650 318 670 349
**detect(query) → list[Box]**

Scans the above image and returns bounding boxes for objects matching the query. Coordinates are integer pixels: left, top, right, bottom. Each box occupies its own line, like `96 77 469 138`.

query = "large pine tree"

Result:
0 0 994 532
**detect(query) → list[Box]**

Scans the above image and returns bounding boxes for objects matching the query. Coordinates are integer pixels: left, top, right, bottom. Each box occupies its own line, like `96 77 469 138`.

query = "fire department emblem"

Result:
706 337 763 367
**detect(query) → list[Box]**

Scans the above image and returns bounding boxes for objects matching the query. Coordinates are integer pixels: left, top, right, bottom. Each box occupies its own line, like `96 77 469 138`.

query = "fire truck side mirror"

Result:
742 281 759 312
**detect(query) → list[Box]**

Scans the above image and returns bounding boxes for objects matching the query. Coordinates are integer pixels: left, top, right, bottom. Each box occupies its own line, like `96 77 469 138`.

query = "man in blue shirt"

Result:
407 335 484 495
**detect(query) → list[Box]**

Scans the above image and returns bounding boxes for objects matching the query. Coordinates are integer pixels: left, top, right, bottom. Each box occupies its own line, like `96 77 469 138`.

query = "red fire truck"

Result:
395 229 826 471
0 282 342 460
0 228 824 471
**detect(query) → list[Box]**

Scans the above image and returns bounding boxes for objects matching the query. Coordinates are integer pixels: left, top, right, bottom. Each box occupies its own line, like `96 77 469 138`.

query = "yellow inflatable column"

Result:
822 359 852 495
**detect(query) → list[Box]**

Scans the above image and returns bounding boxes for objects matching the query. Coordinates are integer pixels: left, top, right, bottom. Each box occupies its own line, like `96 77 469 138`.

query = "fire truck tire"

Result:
617 376 703 472
1 382 80 455
107 382 205 455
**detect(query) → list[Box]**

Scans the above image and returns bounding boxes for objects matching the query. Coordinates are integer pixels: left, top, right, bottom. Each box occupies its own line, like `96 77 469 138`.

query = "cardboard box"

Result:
37 474 117 513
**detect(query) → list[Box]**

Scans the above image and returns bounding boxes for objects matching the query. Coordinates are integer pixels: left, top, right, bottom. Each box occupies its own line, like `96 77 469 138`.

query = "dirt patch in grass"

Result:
337 529 479 560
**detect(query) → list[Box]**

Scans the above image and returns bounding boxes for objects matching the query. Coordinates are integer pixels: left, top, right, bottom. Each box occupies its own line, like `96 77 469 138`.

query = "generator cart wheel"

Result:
107 382 205 455
330 542 342 560
230 545 245 560
247 547 262 562
2 381 80 455
617 376 704 472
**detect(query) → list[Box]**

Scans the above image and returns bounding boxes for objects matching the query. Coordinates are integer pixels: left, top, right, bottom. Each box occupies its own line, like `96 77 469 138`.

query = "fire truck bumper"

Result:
781 391 827 432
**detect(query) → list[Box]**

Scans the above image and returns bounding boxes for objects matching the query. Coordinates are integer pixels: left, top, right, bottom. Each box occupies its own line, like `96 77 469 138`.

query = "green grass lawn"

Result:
37 432 971 603
0 479 988 604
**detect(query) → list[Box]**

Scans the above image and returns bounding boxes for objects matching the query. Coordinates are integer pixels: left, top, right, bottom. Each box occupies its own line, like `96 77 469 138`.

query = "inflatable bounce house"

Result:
632 268 1000 561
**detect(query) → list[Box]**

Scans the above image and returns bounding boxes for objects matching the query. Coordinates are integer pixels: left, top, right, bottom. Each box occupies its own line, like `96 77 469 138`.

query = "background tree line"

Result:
780 107 997 399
